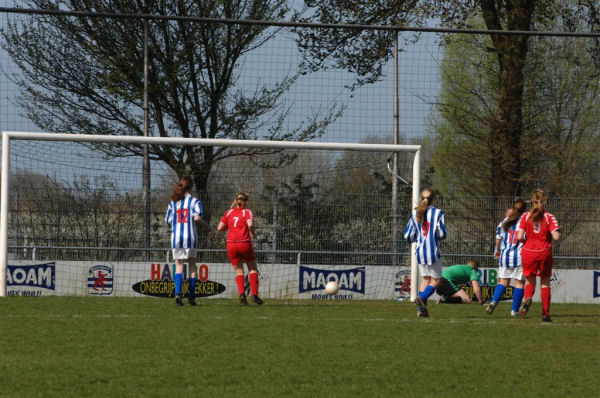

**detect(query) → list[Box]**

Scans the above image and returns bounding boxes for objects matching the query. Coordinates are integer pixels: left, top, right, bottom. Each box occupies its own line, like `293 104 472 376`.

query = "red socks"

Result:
524 283 535 300
235 273 259 296
541 286 551 316
249 272 259 296
235 274 245 295
524 284 551 316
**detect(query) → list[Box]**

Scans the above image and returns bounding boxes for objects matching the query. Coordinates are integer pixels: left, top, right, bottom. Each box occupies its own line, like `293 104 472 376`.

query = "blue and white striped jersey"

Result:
165 193 203 249
496 217 523 267
403 206 447 265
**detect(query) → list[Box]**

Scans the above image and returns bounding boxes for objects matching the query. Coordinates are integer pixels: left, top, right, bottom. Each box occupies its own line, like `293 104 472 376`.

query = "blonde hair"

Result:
502 199 526 231
230 191 249 209
415 188 434 223
171 176 193 201
529 189 547 223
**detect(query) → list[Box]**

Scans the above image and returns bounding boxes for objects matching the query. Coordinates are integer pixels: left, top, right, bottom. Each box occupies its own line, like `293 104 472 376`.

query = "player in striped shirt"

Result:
486 199 526 316
218 192 263 305
517 189 561 322
403 188 447 317
165 176 206 306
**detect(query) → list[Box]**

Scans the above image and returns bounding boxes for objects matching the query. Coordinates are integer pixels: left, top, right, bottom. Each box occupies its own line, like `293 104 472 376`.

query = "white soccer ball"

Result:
325 281 339 296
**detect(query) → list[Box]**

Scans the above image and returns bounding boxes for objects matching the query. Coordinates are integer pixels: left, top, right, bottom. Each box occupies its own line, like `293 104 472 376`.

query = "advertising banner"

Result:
5 261 600 303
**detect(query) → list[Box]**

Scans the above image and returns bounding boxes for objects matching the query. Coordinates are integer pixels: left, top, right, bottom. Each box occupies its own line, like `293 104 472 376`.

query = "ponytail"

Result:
230 192 249 209
415 188 434 223
502 199 526 231
529 189 547 223
171 176 194 201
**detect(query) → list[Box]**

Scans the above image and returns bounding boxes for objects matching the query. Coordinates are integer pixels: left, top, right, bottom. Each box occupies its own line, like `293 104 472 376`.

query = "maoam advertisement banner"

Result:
7 262 56 296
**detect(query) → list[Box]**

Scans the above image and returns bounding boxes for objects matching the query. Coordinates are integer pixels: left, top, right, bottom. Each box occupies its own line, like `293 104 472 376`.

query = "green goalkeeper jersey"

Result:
441 265 479 290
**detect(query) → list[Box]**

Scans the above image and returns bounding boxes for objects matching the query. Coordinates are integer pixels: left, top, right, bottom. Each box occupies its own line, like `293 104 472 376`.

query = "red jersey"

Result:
518 211 560 253
220 207 254 242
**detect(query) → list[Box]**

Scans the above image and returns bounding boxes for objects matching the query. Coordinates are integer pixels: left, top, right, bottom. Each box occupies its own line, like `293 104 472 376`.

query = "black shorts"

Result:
436 277 459 297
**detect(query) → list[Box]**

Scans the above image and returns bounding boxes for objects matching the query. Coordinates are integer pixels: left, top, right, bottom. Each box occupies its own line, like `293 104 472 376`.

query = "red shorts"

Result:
226 241 256 266
521 248 553 278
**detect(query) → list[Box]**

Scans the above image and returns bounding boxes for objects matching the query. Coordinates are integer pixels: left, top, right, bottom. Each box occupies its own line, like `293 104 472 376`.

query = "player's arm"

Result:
494 238 501 258
437 213 448 240
165 203 173 225
217 221 227 231
247 219 257 239
194 215 208 228
516 214 527 242
403 219 416 243
551 229 561 241
192 202 207 227
471 280 484 304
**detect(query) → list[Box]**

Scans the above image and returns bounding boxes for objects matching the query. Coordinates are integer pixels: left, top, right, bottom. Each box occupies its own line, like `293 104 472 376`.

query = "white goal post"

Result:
0 131 421 298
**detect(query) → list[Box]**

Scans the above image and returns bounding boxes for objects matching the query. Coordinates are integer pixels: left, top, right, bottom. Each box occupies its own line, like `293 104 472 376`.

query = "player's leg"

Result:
539 255 553 322
187 256 197 306
419 258 442 304
244 243 262 305
234 263 248 305
511 267 525 316
437 278 462 304
520 273 537 317
228 243 248 304
174 257 185 306
520 254 537 317
451 289 472 304
487 274 510 314
247 261 263 305
415 268 431 316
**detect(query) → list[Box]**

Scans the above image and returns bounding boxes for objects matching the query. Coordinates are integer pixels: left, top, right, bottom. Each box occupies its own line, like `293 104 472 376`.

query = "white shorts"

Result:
418 257 443 279
498 266 524 281
172 248 197 260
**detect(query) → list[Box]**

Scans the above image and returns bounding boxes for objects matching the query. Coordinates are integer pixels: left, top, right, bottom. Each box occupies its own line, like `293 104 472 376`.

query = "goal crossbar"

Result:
0 131 421 298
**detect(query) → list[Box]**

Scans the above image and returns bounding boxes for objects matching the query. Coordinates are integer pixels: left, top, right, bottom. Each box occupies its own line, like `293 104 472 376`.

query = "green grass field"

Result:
1 297 599 397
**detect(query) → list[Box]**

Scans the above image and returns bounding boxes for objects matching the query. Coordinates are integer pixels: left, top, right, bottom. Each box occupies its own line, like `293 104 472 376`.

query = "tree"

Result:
1 0 341 196
295 0 600 197
429 13 600 198
430 28 500 197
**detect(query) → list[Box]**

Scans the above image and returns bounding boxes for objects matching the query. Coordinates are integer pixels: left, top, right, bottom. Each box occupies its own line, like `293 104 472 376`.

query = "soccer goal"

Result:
0 131 421 300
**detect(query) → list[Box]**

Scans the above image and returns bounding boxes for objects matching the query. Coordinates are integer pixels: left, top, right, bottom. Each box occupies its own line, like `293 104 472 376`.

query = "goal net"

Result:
1 132 421 300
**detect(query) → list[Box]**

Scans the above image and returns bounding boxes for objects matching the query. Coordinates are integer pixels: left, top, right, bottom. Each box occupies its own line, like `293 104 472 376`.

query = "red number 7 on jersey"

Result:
176 209 189 223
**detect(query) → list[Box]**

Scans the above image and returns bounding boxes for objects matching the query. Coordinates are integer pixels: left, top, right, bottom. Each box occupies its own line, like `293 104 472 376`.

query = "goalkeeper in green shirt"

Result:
436 259 484 304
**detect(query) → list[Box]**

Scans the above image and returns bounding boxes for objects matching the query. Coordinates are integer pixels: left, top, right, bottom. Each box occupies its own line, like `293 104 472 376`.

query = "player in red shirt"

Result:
217 192 263 305
517 189 561 322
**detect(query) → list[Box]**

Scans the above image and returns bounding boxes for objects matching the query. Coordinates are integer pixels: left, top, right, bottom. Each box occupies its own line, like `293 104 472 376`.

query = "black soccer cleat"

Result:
239 293 248 305
541 315 552 322
519 297 532 317
417 309 429 318
175 294 183 307
251 295 264 305
188 297 197 306
485 301 497 315
415 296 427 311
